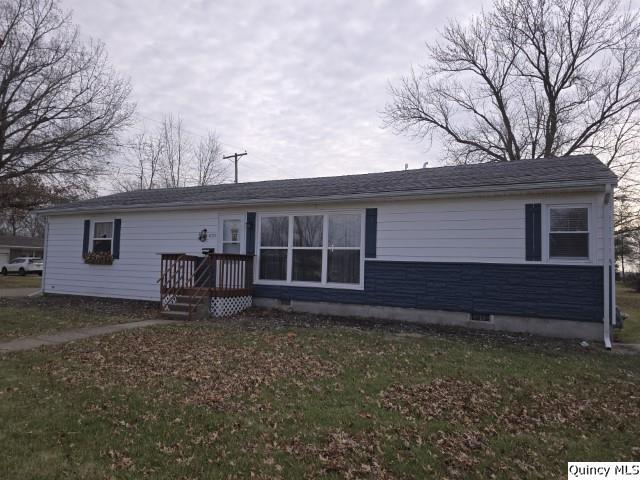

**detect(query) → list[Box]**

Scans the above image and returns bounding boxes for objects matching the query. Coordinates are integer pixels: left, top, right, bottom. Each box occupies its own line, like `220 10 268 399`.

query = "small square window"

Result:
549 207 589 259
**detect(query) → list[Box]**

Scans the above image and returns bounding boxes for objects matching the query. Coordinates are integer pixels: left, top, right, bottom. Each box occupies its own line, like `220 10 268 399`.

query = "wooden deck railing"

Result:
158 252 254 319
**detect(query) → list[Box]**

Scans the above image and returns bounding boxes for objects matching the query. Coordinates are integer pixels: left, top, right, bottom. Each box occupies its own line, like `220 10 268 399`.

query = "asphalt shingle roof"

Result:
41 154 617 214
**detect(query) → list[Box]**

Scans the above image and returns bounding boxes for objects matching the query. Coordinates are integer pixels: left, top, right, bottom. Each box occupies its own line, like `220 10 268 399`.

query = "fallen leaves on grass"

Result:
106 448 135 471
379 377 640 477
41 326 340 411
499 381 640 434
379 378 502 423
325 432 391 479
290 429 394 480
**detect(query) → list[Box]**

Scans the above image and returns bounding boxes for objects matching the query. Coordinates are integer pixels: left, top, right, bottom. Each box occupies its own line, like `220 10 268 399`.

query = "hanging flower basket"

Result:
84 252 113 265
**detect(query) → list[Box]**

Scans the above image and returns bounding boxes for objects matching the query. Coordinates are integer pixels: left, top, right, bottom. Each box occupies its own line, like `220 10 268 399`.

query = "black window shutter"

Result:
112 219 122 259
525 204 542 261
82 219 91 258
365 208 377 259
246 212 256 255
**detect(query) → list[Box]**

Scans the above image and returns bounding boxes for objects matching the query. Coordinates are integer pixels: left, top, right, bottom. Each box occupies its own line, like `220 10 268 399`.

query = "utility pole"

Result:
223 151 247 183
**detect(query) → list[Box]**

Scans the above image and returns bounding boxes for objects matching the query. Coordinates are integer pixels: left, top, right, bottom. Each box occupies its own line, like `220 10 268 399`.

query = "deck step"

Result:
174 295 193 304
168 302 192 312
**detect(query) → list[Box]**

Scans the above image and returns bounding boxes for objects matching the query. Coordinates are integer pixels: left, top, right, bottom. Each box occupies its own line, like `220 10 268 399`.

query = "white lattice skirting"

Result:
210 296 252 317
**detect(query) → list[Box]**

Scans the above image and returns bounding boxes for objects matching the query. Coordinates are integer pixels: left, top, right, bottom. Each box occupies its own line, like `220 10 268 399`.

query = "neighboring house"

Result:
39 154 617 345
0 235 43 266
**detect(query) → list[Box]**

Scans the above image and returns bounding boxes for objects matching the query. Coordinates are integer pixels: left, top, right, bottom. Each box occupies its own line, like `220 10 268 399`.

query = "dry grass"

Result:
0 295 157 341
0 274 41 289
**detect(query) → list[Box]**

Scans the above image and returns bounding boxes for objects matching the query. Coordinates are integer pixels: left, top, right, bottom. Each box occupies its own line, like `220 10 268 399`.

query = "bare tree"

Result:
0 0 134 203
159 115 188 188
114 132 163 192
385 0 640 177
194 132 227 186
112 116 229 192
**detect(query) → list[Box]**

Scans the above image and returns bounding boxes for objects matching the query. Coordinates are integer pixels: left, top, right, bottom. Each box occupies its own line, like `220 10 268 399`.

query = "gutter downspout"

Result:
603 185 613 350
41 216 49 296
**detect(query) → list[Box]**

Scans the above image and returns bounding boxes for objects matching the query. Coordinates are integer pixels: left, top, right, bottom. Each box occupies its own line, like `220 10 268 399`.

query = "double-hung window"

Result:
548 206 589 259
292 215 323 282
259 216 289 281
92 221 113 253
327 214 361 284
257 212 363 287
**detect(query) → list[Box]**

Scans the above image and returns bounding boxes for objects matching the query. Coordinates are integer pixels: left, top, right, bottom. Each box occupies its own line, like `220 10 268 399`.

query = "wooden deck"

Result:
160 287 253 298
158 252 254 319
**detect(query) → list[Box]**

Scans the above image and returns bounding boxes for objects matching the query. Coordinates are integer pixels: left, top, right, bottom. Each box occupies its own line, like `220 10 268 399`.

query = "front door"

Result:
220 217 242 254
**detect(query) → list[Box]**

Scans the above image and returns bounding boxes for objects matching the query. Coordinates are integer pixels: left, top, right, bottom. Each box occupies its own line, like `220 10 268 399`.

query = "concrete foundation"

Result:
252 297 603 341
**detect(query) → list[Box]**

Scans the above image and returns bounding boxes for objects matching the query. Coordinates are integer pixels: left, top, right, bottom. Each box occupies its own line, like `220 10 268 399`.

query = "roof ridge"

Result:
40 154 616 214
96 154 603 198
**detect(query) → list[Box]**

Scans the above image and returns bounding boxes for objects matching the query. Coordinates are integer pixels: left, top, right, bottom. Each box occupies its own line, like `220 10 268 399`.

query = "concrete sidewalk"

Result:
0 319 177 353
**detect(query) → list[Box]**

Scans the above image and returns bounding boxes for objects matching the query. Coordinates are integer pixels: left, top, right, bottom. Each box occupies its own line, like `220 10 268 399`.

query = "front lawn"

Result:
1 310 638 479
0 295 158 342
0 274 41 289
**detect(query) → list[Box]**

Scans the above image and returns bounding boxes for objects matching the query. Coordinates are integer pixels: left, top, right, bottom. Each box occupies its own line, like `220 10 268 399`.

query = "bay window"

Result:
257 212 363 287
548 206 589 259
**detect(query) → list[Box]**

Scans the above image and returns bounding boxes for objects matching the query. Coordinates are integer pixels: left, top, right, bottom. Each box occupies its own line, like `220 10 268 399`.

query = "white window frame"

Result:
219 215 244 254
544 204 592 263
90 220 114 254
291 214 324 283
255 210 365 290
257 214 289 282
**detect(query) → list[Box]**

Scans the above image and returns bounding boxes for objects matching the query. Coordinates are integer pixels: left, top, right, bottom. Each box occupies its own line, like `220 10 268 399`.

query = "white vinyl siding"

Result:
375 192 605 264
44 209 224 301
42 189 607 302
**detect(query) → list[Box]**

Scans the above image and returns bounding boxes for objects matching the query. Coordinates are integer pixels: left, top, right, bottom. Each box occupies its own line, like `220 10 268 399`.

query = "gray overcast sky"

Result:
61 0 481 185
